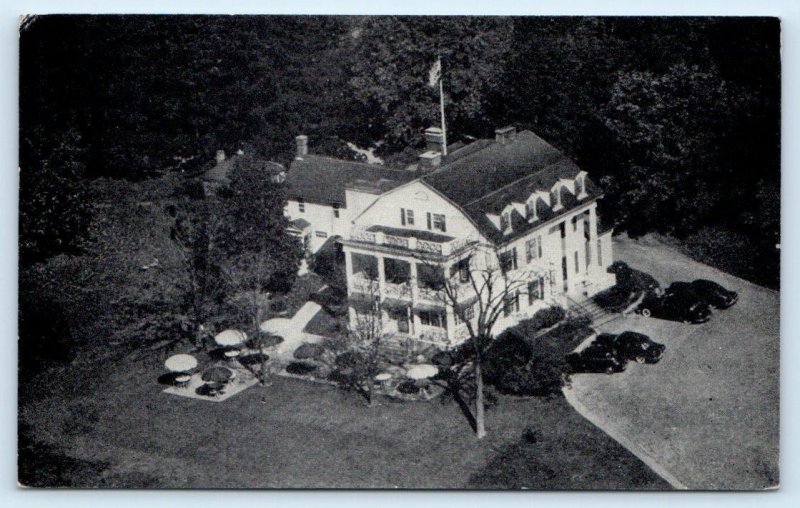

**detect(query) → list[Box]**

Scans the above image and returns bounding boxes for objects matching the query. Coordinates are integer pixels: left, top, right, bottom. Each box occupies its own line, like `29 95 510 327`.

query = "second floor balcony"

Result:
349 225 474 258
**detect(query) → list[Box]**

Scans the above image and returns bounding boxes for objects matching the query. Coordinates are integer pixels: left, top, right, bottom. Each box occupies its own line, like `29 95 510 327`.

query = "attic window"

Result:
525 199 538 221
551 187 563 211
576 174 588 199
500 212 511 232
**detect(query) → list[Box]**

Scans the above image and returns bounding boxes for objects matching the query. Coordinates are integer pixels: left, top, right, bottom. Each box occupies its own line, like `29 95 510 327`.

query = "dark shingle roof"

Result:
422 130 603 245
202 156 285 183
286 155 415 206
423 131 564 206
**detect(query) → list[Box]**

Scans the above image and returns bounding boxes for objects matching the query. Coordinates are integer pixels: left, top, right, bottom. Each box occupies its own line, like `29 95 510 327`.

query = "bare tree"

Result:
342 279 386 407
421 245 536 439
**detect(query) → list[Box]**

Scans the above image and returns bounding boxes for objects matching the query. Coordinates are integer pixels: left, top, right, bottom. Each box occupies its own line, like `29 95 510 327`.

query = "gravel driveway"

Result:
564 235 779 490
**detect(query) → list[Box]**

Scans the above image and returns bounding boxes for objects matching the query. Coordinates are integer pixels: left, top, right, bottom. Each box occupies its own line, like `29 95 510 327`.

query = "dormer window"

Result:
525 199 538 222
500 212 511 232
576 173 588 200
551 186 563 211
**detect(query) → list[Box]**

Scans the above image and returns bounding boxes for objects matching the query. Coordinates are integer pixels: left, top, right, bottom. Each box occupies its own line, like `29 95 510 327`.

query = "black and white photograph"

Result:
16 12 781 491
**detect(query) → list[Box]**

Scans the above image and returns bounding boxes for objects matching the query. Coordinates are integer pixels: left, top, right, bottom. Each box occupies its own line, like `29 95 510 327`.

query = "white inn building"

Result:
285 126 616 347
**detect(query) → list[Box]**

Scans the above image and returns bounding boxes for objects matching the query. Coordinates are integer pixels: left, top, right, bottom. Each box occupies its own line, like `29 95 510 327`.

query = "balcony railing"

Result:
348 226 474 257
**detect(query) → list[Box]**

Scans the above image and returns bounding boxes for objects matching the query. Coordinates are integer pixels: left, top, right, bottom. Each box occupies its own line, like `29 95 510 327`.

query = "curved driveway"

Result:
565 236 779 490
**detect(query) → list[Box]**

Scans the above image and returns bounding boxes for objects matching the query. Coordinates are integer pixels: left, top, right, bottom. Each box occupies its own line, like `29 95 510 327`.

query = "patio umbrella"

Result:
214 329 247 347
201 365 234 384
405 364 439 380
164 354 198 373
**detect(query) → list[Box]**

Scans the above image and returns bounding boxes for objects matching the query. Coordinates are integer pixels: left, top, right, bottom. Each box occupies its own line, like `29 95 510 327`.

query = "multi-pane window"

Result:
298 199 305 213
500 212 510 231
454 302 474 325
572 215 578 232
574 251 580 273
528 275 546 305
431 213 446 232
525 200 537 221
597 239 603 266
525 236 542 263
333 204 340 218
315 231 328 238
504 290 520 316
401 208 415 226
419 310 445 328
500 247 518 273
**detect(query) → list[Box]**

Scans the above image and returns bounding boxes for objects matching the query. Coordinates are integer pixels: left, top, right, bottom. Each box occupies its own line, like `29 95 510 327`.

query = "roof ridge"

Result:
461 157 569 208
301 154 406 172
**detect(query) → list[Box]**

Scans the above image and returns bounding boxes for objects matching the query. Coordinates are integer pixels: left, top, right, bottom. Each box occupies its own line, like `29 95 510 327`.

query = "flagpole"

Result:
438 55 447 156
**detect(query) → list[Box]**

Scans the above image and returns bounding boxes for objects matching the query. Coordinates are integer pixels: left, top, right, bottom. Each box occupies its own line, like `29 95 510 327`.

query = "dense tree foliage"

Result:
20 16 780 289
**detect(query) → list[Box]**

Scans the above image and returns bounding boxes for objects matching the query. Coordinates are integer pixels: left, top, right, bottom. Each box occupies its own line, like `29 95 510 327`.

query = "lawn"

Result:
19 349 669 489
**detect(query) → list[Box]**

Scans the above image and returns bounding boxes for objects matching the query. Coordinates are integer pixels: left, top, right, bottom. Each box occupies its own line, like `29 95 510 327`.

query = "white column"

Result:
409 262 421 337
589 206 599 271
344 250 354 296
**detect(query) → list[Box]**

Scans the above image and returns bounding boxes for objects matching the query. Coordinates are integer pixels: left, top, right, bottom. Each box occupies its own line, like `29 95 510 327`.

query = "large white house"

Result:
286 127 616 347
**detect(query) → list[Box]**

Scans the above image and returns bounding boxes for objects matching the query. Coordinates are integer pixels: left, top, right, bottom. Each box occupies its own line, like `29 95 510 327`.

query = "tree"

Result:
420 246 537 439
215 155 303 334
19 128 91 264
349 16 513 151
341 280 386 407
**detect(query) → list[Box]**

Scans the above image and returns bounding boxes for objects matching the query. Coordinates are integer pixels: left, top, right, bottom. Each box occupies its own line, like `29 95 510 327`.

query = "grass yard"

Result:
19 349 669 489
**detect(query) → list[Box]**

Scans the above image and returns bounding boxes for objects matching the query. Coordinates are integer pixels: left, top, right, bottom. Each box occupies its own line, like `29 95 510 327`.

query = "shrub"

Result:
522 426 541 444
270 299 288 314
286 362 317 376
293 342 325 360
397 380 420 394
335 350 365 370
484 317 592 397
509 306 566 339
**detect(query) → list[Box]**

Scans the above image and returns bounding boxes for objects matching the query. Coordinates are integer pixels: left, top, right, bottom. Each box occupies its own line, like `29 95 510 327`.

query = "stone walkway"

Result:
260 293 326 363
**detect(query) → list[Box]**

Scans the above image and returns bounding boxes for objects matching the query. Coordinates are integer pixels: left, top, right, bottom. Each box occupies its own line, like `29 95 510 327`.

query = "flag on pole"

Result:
428 58 442 88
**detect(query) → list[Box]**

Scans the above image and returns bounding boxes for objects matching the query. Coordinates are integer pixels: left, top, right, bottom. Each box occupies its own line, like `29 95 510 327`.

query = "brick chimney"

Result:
295 135 308 159
418 151 442 172
215 150 226 163
495 126 517 145
424 126 445 154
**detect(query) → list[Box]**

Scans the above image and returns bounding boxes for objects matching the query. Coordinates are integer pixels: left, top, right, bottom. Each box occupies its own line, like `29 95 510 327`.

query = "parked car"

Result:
666 280 738 309
567 337 626 375
613 331 665 364
637 290 712 324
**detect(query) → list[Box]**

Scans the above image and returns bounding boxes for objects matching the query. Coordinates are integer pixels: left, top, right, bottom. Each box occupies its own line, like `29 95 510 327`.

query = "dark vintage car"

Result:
566 336 626 375
667 280 738 309
613 331 665 364
637 289 712 324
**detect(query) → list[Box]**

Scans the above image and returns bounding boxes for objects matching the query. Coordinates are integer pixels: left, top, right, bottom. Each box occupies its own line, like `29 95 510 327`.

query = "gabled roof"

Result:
422 130 602 244
202 156 285 184
286 155 416 206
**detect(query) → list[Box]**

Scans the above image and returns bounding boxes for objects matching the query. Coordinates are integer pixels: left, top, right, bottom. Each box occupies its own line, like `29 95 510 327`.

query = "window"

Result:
451 257 471 283
426 212 446 232
504 291 520 316
315 231 328 238
597 239 603 266
551 187 561 209
500 212 510 231
333 204 340 218
525 236 541 263
525 200 537 221
585 240 591 270
499 247 518 273
572 216 578 232
432 213 446 232
574 251 580 274
401 208 414 226
298 199 305 213
576 175 586 197
455 302 474 324
528 275 545 305
419 310 445 328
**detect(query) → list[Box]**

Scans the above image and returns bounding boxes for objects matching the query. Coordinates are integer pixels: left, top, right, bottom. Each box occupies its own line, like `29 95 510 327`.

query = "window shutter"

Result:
427 212 432 230
401 208 406 226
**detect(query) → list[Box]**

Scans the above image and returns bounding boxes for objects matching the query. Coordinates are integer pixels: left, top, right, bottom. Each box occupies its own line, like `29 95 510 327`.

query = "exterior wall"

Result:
286 199 349 253
353 180 485 242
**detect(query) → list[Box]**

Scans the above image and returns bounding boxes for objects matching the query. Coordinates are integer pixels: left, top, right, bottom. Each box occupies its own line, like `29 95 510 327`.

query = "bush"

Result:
293 342 324 360
270 299 288 314
513 306 566 338
397 380 420 394
335 350 365 370
483 317 592 397
286 362 317 376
